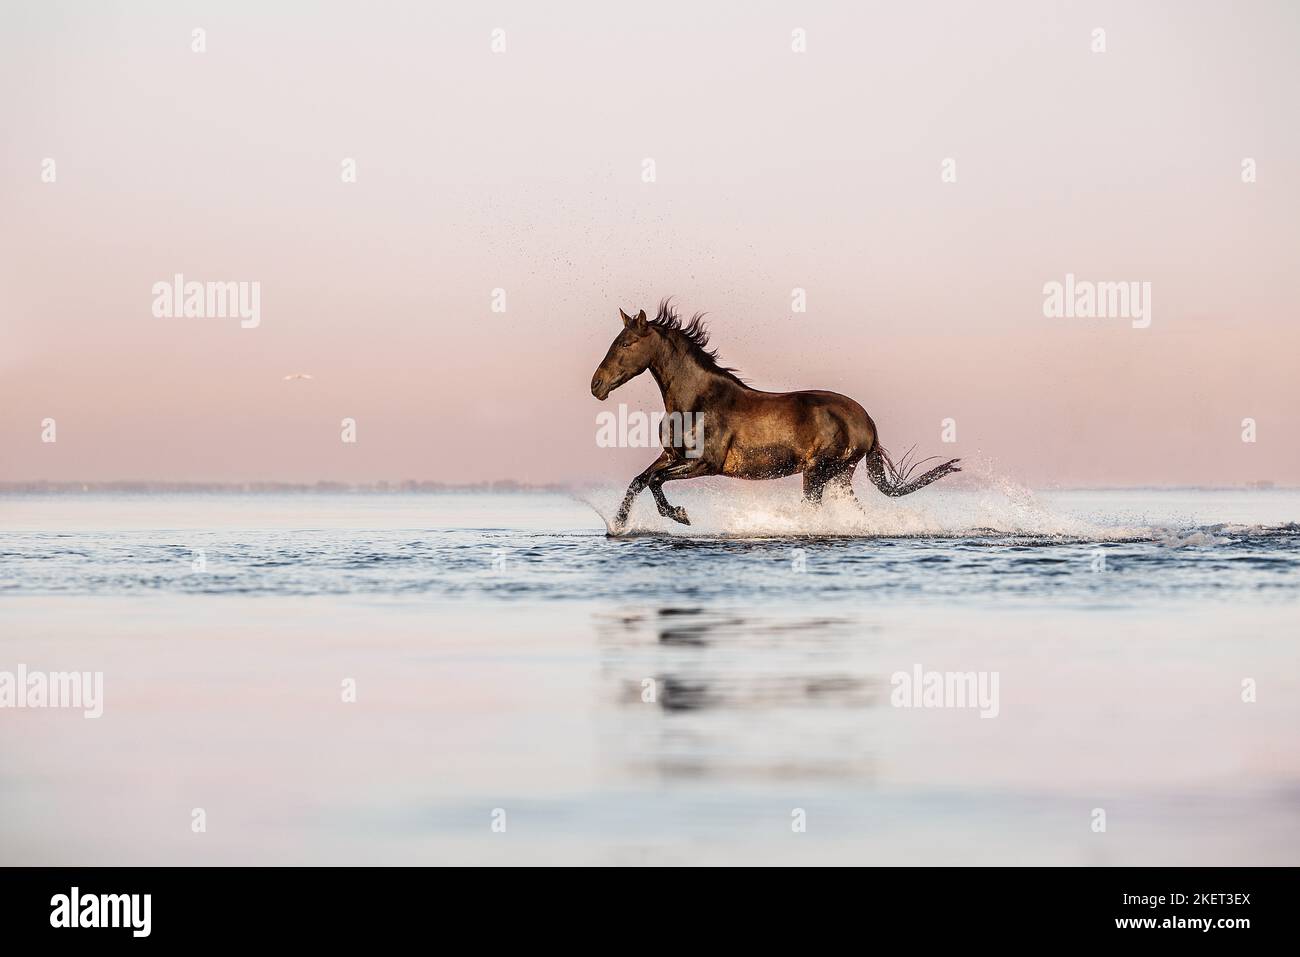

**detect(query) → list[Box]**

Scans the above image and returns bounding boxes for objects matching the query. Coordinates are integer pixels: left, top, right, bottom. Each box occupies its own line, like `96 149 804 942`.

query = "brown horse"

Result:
591 300 961 532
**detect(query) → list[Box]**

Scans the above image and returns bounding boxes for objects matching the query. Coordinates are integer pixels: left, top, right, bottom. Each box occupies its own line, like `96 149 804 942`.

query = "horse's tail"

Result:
863 442 961 497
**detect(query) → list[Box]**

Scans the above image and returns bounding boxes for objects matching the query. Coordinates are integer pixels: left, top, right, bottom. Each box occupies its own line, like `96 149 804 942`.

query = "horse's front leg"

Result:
647 459 715 526
613 452 671 531
648 477 688 525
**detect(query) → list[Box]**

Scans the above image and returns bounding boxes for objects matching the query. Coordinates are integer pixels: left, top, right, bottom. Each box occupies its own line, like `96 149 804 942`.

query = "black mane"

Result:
648 298 743 383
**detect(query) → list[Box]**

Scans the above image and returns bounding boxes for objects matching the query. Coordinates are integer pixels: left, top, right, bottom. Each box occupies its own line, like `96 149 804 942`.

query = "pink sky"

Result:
2 1 1297 487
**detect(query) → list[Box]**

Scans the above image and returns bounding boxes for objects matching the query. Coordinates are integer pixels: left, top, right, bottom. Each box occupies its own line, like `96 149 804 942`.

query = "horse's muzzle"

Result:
591 375 608 400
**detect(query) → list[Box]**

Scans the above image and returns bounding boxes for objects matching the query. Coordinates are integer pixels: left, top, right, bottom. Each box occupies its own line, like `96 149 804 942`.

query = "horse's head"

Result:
591 308 658 400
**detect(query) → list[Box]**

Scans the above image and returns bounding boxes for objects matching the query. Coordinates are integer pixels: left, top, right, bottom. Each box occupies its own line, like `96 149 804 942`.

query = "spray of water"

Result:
578 455 1157 540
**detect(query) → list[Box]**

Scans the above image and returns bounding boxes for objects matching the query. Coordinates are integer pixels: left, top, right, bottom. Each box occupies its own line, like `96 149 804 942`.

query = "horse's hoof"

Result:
668 507 691 526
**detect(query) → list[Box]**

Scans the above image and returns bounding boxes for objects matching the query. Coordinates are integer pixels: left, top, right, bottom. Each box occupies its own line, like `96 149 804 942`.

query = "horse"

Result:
590 299 961 532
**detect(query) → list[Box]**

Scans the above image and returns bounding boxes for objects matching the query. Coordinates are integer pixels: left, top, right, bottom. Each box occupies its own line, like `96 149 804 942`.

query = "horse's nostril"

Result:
592 377 604 394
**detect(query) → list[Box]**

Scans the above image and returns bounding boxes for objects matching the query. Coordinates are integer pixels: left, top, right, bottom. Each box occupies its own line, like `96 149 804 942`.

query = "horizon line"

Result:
0 480 1291 494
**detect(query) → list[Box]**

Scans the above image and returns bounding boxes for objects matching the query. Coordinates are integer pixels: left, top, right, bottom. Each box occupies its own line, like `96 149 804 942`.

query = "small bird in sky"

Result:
282 373 314 381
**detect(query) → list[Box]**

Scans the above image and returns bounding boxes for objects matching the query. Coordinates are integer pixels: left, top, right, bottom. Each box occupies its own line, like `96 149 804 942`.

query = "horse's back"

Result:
718 387 876 477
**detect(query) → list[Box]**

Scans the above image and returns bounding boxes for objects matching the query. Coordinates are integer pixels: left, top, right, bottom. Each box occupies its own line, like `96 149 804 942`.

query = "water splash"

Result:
582 462 1156 541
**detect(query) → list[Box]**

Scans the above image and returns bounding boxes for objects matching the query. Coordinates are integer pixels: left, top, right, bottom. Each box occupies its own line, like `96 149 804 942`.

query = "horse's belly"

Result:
721 444 801 479
714 390 872 479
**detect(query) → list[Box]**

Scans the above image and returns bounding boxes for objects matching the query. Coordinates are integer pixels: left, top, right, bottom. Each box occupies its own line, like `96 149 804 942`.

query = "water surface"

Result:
1 488 1297 865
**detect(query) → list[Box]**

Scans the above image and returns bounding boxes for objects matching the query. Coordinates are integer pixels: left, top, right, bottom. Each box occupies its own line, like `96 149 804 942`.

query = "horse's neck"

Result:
649 349 741 411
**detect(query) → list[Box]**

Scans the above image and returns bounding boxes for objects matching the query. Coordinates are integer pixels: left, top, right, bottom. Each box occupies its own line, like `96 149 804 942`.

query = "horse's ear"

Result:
619 308 633 326
635 309 647 324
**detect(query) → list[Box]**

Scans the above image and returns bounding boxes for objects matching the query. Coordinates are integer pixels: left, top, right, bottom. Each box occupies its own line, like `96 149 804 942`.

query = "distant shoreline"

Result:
0 480 575 495
0 481 1291 494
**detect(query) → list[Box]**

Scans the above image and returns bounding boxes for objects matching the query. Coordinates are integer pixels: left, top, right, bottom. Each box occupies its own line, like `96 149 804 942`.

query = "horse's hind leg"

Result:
803 464 835 506
828 463 867 512
805 461 861 508
795 457 837 504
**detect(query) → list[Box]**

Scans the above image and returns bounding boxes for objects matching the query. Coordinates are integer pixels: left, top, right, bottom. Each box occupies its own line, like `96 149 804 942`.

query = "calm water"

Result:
4 487 1299 603
1 487 1298 865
